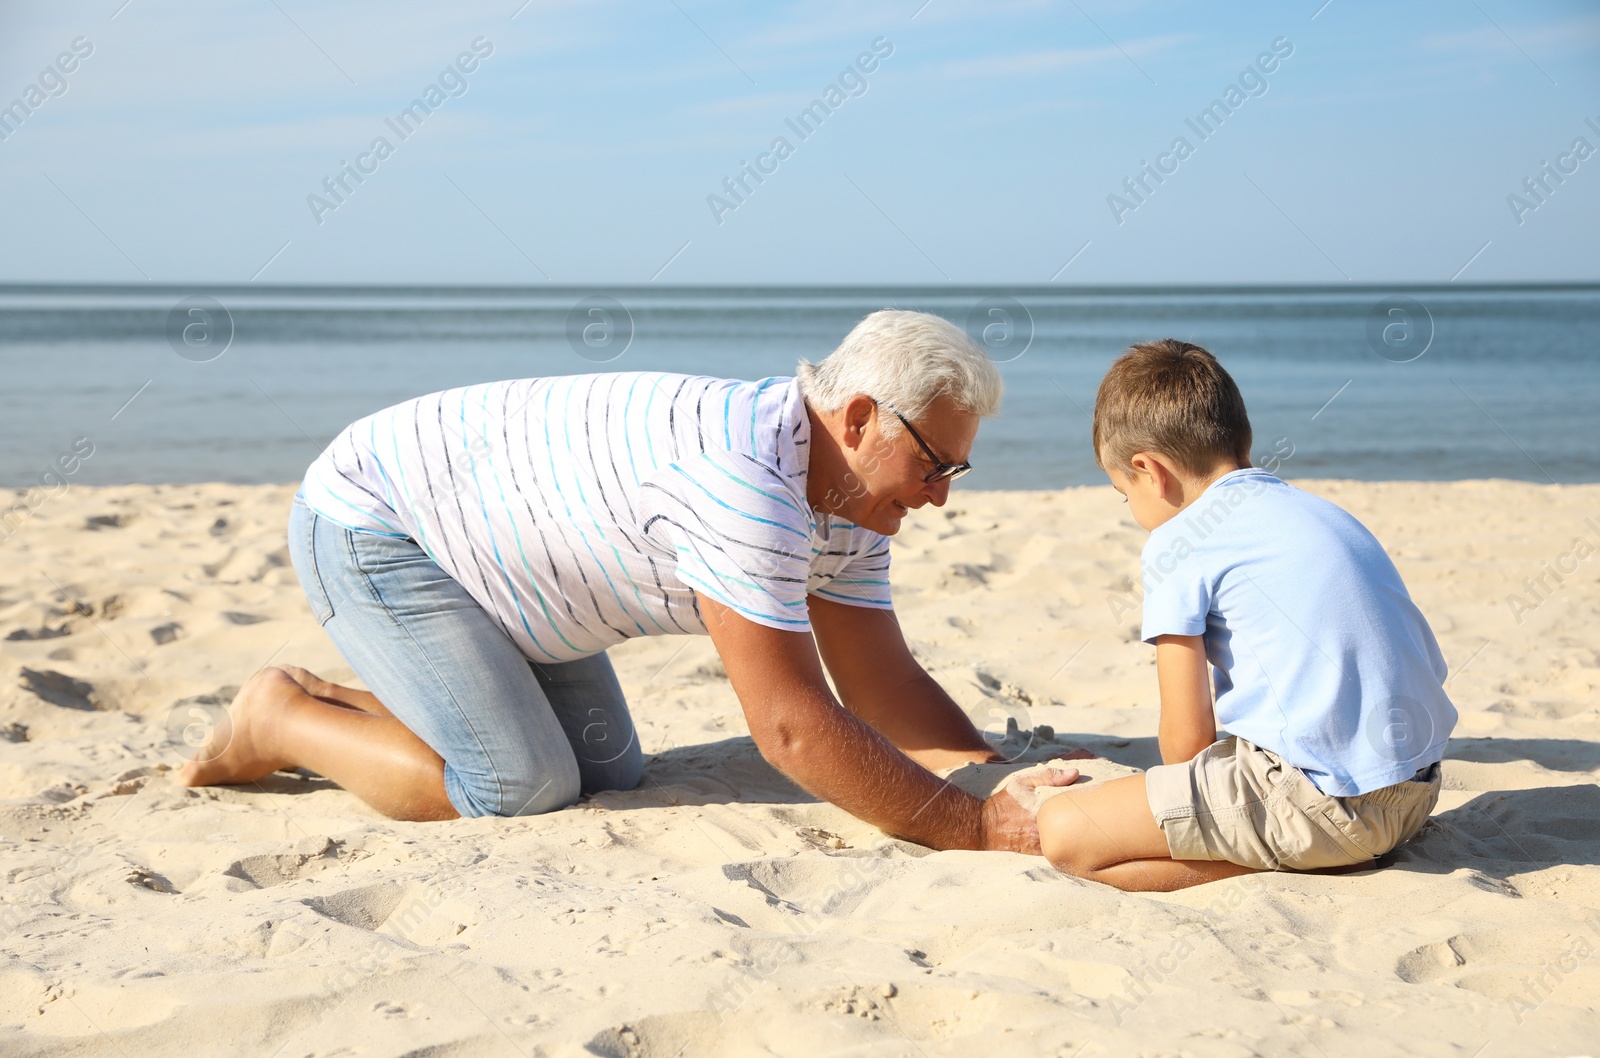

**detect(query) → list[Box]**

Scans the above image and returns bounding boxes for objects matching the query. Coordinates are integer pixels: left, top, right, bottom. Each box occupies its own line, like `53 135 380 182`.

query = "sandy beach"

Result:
2 478 1598 1057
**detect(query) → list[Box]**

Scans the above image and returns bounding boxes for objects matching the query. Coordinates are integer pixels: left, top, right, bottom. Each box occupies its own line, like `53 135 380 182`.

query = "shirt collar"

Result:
774 377 830 541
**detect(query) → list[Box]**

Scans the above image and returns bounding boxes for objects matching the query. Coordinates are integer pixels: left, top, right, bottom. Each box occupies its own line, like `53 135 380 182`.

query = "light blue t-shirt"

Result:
1139 468 1456 796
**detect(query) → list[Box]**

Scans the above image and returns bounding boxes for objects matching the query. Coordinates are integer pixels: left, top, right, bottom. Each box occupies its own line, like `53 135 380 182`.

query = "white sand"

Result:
2 480 1598 1056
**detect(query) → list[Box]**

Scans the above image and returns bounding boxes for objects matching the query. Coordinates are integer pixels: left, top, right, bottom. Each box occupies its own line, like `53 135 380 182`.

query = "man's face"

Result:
832 393 979 535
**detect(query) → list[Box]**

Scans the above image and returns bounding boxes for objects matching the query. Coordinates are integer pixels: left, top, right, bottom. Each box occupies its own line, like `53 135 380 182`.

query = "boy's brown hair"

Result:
1092 339 1253 475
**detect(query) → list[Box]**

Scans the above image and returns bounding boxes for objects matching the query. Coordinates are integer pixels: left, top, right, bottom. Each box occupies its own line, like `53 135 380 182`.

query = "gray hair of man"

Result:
795 309 1003 439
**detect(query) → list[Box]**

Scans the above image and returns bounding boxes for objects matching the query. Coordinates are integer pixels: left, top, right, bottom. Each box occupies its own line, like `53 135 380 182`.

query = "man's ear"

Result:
840 394 876 452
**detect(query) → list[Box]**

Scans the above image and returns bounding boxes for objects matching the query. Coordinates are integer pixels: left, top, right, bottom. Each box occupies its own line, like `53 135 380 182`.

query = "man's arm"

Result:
1154 634 1217 764
808 595 996 772
698 593 1076 853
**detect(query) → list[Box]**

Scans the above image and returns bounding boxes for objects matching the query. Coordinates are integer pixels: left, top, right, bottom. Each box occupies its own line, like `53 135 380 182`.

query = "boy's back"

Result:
1140 467 1457 797
1041 337 1453 891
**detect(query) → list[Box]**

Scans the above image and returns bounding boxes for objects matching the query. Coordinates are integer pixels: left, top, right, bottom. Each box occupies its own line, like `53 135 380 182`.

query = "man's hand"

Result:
979 765 1083 855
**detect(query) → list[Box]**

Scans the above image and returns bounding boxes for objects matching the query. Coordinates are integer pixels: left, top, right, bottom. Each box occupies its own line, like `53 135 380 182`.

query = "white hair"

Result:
795 309 1003 435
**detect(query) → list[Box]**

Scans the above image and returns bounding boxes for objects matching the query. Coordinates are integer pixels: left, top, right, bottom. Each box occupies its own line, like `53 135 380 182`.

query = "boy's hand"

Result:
979 766 1082 854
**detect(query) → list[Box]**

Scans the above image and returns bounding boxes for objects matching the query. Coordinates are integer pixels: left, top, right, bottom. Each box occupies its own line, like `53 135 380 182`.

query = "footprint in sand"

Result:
4 625 71 641
85 513 133 530
222 837 341 889
221 611 270 625
371 1000 418 1018
38 780 88 802
937 562 990 592
149 622 184 645
303 881 409 931
18 668 101 711
201 548 289 584
126 867 179 894
689 659 728 682
1395 936 1468 984
1486 696 1597 721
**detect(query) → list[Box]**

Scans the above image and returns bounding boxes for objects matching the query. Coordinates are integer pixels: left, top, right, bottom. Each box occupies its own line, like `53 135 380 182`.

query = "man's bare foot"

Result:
174 667 297 787
275 664 389 716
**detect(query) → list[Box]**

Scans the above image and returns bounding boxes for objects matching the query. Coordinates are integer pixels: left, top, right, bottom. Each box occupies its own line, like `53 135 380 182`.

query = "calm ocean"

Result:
1 283 1595 490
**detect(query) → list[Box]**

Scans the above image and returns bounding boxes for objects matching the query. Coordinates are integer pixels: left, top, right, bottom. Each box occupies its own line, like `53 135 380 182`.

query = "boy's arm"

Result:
1154 634 1217 764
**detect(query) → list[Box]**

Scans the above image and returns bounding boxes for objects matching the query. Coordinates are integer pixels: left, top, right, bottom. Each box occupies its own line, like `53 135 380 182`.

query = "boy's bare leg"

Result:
174 666 459 821
1038 774 1260 892
275 664 393 718
1084 855 1259 892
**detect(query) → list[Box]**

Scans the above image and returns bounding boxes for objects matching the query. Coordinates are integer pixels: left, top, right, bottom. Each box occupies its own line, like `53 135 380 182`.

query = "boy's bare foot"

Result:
174 667 297 787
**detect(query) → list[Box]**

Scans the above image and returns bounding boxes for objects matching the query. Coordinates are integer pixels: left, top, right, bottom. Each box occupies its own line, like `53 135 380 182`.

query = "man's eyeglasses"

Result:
872 399 973 483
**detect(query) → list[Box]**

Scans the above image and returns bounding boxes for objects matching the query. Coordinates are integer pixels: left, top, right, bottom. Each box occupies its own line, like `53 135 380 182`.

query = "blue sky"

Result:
1 0 1596 285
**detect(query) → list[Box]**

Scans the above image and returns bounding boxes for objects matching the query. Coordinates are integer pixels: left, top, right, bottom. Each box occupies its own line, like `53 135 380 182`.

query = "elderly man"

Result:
179 309 1076 852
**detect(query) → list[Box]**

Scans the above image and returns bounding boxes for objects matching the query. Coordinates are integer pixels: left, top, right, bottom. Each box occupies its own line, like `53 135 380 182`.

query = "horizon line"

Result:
2 280 1598 298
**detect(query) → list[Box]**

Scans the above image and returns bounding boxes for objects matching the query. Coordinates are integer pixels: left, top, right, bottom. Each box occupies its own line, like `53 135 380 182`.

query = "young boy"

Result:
1037 339 1456 892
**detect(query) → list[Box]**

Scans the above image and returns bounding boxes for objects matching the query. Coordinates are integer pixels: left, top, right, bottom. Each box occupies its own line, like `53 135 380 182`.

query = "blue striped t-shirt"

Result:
299 373 893 664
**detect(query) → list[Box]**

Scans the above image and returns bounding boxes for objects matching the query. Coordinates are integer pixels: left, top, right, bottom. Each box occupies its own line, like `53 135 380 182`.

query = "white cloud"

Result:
1420 13 1600 55
938 33 1184 78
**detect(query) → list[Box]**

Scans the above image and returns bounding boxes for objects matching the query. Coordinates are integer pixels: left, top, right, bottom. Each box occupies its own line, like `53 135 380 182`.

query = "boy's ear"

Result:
1127 451 1161 487
1130 451 1184 499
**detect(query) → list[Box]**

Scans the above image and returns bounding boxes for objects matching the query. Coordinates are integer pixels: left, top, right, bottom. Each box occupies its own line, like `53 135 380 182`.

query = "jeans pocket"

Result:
289 500 336 626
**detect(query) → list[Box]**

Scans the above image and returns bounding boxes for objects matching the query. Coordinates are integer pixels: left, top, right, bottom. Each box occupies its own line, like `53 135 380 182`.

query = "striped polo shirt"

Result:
298 372 893 664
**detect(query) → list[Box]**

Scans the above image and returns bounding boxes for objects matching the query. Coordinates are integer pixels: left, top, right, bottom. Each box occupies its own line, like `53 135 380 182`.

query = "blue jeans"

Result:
286 490 642 817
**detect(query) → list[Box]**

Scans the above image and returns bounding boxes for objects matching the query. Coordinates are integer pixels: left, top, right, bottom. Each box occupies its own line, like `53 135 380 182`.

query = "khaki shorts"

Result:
1144 737 1442 871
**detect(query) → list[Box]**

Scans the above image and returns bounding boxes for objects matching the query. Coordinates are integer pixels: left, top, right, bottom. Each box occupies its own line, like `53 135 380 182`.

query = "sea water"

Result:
1 283 1595 489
